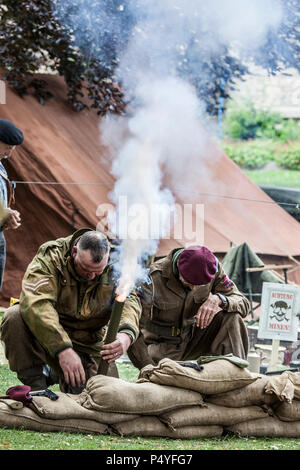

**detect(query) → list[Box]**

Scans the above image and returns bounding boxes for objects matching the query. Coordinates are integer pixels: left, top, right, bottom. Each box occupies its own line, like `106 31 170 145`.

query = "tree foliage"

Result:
0 0 299 116
0 0 126 114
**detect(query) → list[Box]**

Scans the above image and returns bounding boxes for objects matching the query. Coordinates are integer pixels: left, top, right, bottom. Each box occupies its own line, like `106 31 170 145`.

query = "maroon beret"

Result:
177 246 217 285
6 385 32 406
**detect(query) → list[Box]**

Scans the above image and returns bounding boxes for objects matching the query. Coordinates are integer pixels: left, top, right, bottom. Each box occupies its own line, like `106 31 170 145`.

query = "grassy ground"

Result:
0 361 300 451
244 168 300 188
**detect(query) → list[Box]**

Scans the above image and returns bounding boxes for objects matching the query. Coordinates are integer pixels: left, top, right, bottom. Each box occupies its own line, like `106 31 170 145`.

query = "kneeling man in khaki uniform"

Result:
1 229 141 392
128 245 250 370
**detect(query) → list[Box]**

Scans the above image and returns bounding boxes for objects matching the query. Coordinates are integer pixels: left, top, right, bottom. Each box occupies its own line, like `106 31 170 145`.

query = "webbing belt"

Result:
145 320 191 337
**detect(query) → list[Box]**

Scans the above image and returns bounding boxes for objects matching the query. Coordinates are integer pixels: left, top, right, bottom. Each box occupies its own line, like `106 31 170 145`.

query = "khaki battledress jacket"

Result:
128 249 250 368
19 229 141 358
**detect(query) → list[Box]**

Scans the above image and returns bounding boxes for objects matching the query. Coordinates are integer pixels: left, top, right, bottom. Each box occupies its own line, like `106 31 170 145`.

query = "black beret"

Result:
0 119 24 145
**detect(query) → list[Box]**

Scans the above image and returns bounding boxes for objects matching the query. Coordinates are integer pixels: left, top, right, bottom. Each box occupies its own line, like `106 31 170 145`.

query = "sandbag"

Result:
265 371 300 403
273 400 300 422
138 358 258 395
160 403 268 428
30 392 138 424
111 416 223 438
226 416 300 437
169 425 223 439
206 375 278 407
0 401 108 434
78 375 204 415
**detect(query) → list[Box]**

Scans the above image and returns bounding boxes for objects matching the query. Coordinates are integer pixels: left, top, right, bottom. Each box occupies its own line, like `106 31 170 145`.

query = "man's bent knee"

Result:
1 303 48 372
0 304 23 346
1 303 21 328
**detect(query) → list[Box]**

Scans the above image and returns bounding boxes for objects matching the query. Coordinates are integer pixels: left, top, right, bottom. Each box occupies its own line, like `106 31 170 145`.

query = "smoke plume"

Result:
52 0 285 297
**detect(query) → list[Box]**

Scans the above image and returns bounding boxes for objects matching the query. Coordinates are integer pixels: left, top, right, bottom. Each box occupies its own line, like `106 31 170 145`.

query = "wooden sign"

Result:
258 282 300 342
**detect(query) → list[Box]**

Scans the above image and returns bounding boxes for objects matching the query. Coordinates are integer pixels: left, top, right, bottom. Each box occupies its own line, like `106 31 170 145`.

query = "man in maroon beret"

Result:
128 245 250 370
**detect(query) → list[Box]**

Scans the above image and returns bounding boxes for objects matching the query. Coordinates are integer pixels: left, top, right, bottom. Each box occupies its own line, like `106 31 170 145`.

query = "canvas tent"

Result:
0 74 300 305
260 185 300 223
221 243 287 319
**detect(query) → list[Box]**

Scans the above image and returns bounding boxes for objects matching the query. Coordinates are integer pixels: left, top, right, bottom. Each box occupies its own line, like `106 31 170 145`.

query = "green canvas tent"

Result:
260 186 300 223
222 243 285 319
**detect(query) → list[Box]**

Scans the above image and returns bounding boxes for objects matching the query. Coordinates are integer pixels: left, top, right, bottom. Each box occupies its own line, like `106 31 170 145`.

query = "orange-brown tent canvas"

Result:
0 74 299 305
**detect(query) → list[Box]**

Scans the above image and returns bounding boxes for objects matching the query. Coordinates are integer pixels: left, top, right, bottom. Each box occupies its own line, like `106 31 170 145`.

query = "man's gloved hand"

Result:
100 332 131 363
58 348 86 388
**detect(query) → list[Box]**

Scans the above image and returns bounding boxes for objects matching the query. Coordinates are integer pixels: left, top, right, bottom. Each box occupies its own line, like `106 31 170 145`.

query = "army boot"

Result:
42 364 59 387
17 365 47 391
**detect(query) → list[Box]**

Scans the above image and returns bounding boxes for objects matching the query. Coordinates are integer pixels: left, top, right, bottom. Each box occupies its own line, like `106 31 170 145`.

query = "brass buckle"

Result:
171 326 181 336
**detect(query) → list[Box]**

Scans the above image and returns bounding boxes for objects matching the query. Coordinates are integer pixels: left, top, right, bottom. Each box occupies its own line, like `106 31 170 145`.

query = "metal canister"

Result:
247 347 261 374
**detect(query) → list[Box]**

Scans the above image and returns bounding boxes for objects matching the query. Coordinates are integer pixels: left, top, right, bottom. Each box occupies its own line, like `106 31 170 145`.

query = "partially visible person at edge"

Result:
127 245 250 370
0 119 23 290
0 229 141 393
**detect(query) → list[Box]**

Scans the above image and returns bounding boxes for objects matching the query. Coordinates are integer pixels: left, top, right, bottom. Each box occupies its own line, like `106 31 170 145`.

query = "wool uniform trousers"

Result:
128 311 249 370
1 304 118 393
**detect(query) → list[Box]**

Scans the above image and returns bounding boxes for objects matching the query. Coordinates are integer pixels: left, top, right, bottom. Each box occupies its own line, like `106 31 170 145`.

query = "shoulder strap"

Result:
0 168 14 206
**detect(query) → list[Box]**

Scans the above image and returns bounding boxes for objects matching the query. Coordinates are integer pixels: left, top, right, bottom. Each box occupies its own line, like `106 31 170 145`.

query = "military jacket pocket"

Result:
57 277 78 315
151 299 183 325
89 283 114 317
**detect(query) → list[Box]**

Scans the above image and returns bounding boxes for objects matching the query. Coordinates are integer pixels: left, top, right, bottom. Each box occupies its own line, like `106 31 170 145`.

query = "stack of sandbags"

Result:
0 374 207 437
77 374 216 438
122 358 300 438
0 387 151 434
1 359 300 438
0 359 259 438
223 370 300 437
76 358 267 438
119 357 267 438
0 393 109 434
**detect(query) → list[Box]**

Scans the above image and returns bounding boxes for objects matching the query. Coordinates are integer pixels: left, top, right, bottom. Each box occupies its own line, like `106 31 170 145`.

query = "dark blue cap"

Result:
0 119 24 145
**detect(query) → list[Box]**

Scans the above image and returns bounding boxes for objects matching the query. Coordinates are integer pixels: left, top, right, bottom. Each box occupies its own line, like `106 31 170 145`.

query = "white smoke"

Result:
102 1 283 296
211 0 283 52
117 0 283 96
52 0 285 297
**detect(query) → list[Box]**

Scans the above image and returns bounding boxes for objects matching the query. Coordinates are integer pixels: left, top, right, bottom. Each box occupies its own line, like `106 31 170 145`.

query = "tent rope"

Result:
11 180 300 209
12 181 112 186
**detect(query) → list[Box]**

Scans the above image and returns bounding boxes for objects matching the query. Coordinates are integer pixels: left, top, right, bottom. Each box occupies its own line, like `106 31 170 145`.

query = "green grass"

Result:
244 169 300 188
0 362 300 450
0 426 299 451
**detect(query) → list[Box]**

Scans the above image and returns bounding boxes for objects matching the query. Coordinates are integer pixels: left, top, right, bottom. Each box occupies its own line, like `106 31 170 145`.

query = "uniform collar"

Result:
150 249 187 298
150 248 213 301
